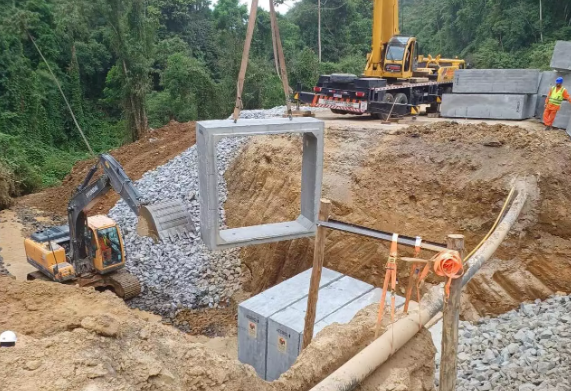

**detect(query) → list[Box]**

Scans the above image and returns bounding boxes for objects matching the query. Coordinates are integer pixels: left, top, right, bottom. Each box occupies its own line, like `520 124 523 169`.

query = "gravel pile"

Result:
109 135 246 322
232 105 327 119
436 294 571 391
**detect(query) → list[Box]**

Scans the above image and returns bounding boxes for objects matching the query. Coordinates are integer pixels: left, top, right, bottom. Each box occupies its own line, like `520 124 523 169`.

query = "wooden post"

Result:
302 199 332 349
439 234 465 391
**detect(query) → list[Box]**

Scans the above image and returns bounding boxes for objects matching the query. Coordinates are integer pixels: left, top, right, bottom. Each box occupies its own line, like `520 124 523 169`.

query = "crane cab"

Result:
365 35 419 80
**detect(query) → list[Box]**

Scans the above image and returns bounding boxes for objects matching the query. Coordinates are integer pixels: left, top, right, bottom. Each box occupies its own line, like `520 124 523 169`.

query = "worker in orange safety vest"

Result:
544 76 571 130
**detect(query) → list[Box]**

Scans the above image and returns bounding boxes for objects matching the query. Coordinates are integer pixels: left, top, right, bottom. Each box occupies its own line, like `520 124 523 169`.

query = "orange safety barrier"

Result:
433 250 463 299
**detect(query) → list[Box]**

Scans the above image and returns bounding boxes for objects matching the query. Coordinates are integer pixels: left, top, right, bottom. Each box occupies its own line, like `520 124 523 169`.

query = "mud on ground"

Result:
225 122 571 319
18 121 196 218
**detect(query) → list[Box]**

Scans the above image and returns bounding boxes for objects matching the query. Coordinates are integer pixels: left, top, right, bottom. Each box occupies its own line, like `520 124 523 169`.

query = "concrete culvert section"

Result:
225 121 571 319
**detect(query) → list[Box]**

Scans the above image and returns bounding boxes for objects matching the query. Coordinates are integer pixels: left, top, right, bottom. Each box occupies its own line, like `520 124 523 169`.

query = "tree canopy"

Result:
0 0 568 205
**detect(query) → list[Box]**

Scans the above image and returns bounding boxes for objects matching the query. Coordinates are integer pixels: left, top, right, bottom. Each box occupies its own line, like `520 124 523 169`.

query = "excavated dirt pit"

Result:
225 122 571 319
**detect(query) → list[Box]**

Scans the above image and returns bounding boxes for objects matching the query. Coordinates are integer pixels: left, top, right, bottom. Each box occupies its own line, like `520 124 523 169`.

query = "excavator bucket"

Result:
137 200 196 241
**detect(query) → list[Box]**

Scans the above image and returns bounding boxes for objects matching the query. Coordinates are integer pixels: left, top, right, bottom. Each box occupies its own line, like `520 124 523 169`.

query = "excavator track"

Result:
107 270 141 300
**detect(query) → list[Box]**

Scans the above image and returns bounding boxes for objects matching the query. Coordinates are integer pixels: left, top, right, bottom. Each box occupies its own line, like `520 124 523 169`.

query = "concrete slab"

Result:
266 276 374 381
554 102 571 129
197 118 324 250
237 267 343 379
441 93 531 120
550 41 571 71
452 69 540 94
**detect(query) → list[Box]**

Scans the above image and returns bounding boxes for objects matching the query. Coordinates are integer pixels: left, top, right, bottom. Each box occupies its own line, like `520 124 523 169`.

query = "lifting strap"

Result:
403 236 423 313
374 233 399 338
233 0 292 122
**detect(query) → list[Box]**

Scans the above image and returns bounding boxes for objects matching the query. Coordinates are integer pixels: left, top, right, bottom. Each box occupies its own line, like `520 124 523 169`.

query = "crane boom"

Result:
369 0 399 69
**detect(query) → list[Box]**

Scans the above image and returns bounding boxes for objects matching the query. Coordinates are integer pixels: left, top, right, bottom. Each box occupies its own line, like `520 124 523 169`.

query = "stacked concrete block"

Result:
442 69 539 121
441 94 532 120
266 275 374 380
237 267 343 378
453 69 540 94
550 41 571 71
238 268 403 381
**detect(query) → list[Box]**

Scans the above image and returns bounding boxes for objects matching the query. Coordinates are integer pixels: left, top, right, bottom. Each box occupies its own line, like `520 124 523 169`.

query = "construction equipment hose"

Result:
464 185 516 263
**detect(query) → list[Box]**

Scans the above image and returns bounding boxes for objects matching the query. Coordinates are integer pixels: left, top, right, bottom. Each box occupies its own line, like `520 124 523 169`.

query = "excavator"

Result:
24 154 195 299
295 0 465 119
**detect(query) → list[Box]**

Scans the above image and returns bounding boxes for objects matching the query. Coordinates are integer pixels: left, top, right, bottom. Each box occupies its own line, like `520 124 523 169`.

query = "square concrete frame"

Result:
197 118 324 250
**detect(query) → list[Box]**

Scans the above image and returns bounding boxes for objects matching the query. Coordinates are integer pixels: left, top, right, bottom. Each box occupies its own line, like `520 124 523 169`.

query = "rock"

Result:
479 381 492 390
519 383 536 391
458 352 470 362
539 329 553 339
483 349 496 363
85 364 108 379
507 343 520 354
24 360 42 371
81 315 120 337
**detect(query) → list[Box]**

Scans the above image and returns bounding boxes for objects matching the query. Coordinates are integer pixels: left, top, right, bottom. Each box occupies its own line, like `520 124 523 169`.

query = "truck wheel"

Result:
331 109 347 115
382 93 395 103
394 93 408 104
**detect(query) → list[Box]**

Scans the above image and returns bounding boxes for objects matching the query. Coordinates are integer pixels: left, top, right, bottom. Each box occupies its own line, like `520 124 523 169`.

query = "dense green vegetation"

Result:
0 0 569 207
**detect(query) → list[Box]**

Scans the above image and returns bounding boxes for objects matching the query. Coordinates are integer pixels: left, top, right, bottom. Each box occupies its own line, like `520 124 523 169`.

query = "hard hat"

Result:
0 330 17 347
556 77 564 84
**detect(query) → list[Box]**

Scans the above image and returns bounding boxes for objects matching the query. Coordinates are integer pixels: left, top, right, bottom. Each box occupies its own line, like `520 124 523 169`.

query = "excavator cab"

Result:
85 215 126 273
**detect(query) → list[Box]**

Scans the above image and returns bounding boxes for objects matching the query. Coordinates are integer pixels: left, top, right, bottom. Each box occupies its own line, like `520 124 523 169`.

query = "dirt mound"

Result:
18 121 196 217
0 276 157 337
225 122 571 318
0 277 435 391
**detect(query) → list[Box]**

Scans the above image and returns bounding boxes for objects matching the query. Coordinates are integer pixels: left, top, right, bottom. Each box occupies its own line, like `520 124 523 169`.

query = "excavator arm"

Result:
68 154 195 271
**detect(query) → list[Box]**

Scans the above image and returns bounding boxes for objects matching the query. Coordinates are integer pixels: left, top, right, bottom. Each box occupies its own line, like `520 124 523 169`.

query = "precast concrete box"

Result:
313 287 404 335
553 102 571 129
197 118 324 250
551 41 571 71
441 93 531 120
266 275 376 381
452 69 540 94
237 267 343 378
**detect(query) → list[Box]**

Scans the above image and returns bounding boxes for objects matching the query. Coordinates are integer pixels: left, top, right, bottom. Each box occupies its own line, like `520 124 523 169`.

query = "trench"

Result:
224 122 571 318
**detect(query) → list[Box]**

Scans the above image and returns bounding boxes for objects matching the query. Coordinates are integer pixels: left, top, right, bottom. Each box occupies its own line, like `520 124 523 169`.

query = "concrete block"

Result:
237 267 343 379
453 69 540 94
266 276 374 381
526 94 538 119
553 102 571 129
197 118 324 250
313 288 405 335
550 41 571 71
441 93 531 120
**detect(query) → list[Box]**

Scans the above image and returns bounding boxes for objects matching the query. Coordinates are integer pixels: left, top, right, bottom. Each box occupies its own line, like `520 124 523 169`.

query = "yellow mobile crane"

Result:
295 0 465 118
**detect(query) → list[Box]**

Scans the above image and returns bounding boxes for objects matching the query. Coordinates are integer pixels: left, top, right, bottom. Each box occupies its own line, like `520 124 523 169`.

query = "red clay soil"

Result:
18 121 196 216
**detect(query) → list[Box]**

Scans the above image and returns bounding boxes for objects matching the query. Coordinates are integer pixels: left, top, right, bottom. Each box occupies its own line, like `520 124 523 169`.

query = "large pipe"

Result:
309 184 529 391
